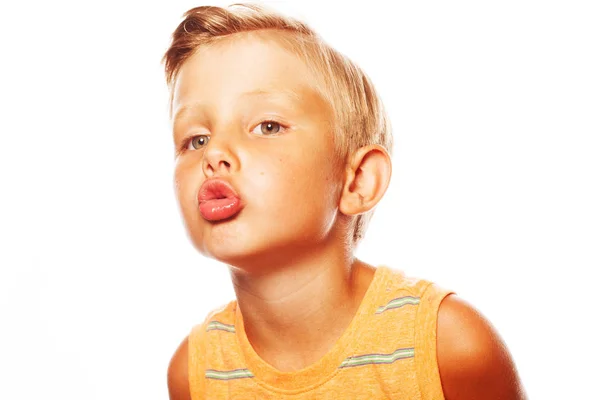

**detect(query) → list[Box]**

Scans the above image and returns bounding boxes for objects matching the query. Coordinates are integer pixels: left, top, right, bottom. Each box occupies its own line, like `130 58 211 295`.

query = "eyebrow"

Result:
239 88 303 102
173 102 209 127
172 88 305 125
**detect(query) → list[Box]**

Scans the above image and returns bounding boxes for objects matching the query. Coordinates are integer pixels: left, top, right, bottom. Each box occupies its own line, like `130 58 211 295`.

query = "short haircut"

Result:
163 3 393 248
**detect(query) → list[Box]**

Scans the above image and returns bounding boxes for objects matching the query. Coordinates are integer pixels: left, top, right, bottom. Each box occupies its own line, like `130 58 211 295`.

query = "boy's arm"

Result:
437 295 527 400
167 335 192 400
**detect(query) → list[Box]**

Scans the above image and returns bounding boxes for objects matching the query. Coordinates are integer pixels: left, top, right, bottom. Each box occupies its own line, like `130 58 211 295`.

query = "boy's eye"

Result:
252 121 282 135
187 135 210 150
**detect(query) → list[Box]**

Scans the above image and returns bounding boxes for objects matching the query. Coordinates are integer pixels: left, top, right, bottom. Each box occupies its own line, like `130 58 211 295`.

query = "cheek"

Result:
254 150 338 220
174 158 202 212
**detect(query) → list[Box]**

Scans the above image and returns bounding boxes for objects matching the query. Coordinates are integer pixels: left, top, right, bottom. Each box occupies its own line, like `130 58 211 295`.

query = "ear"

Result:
339 145 392 216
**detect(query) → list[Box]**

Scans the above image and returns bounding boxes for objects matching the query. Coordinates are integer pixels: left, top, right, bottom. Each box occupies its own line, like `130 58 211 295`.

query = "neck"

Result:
229 245 375 371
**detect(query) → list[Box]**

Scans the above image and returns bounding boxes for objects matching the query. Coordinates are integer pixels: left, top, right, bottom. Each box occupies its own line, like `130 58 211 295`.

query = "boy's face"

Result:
171 32 345 268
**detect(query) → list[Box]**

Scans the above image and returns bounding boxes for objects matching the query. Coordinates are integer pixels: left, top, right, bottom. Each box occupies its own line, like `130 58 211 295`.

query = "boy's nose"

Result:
201 135 239 177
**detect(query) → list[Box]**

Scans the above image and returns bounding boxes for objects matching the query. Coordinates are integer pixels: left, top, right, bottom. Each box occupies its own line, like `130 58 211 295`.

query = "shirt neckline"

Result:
234 266 391 393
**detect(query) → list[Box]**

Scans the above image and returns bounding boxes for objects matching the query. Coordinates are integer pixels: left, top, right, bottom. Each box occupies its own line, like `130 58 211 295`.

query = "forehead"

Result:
171 31 328 115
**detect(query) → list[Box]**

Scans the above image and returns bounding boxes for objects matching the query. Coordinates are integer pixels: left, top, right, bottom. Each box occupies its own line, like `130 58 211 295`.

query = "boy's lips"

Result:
197 178 243 221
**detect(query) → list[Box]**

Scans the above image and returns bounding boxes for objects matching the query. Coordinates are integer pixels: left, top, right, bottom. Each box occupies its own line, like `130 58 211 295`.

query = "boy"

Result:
164 3 525 399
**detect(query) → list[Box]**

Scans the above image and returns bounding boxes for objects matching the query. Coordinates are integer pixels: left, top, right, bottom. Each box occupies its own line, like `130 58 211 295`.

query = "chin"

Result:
188 229 259 265
194 234 304 272
185 212 331 269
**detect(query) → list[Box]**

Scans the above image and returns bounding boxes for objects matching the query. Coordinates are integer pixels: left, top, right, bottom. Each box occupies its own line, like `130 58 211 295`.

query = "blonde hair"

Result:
163 3 393 248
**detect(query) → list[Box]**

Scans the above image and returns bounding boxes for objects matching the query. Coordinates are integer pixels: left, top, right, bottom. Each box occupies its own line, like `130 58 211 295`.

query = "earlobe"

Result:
339 145 392 216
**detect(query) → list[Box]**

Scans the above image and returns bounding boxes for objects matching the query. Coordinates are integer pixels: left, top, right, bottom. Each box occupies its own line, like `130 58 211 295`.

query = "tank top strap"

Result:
188 301 238 400
352 267 454 398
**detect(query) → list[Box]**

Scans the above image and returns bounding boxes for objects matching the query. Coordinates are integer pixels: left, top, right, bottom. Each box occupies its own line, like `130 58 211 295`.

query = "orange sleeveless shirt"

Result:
188 266 453 399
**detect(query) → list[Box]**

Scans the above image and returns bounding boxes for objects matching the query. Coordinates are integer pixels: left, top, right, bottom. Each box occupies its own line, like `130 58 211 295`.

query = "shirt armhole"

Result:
188 324 207 400
414 282 455 400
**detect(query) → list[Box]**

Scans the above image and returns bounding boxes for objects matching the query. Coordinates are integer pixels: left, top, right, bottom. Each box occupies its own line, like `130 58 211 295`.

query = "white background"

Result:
1 1 599 398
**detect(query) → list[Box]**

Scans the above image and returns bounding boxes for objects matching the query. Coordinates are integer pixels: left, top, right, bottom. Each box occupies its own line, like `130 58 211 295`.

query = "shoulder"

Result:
167 302 235 400
167 334 191 400
436 294 527 400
